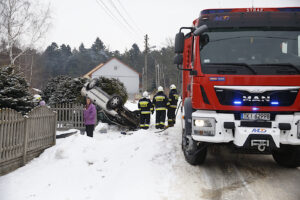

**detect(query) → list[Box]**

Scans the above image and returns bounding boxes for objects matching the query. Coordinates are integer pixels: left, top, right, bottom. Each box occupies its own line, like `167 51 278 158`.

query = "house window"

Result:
114 66 118 70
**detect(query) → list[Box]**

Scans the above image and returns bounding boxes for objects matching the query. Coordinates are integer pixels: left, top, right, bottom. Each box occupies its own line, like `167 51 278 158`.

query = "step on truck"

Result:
174 7 300 167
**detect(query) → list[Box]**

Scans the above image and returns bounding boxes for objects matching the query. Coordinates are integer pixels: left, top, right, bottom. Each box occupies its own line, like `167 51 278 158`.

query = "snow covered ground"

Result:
0 101 300 200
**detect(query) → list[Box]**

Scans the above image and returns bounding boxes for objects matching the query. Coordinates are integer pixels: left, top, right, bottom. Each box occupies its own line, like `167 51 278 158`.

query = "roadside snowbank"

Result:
2 100 300 200
0 106 181 200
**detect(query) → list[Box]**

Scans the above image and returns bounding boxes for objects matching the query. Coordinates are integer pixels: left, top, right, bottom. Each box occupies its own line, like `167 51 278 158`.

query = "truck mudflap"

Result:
191 110 300 150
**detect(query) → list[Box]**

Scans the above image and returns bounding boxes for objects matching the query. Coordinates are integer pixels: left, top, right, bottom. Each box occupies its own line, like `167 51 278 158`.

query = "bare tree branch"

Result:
0 0 51 72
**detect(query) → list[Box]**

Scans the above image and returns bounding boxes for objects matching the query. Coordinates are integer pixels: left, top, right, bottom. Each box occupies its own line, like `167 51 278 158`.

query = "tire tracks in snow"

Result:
200 148 268 200
191 147 300 200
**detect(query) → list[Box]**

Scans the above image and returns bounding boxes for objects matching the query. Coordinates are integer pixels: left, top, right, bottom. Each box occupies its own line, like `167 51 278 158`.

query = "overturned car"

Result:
81 79 140 130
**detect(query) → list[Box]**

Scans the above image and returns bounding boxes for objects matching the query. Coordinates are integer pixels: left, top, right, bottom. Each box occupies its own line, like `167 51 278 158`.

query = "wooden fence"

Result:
51 103 85 130
0 106 56 176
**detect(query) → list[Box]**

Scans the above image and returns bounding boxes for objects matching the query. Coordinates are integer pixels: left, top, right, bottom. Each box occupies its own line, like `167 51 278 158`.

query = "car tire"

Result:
107 95 123 110
86 79 98 90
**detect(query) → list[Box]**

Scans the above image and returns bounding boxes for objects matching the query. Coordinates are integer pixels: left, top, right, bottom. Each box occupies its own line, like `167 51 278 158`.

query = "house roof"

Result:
83 63 104 78
83 57 141 78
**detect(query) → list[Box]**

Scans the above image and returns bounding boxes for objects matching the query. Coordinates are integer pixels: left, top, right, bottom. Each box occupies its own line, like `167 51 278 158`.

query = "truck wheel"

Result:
107 95 123 110
182 98 207 165
272 145 300 168
182 131 207 165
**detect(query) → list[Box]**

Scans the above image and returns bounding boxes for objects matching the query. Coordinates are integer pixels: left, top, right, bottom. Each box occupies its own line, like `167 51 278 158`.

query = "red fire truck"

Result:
174 7 300 167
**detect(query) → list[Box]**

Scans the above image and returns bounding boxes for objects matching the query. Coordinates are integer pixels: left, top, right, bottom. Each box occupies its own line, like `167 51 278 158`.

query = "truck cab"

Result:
175 7 300 167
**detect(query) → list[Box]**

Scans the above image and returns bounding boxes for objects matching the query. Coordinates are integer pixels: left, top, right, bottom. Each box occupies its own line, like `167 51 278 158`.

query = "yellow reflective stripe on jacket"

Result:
139 101 149 107
169 105 177 108
141 111 151 114
155 96 166 101
156 107 167 111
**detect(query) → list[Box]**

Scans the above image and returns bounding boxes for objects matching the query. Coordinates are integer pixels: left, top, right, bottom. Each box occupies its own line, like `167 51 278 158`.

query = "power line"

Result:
95 0 137 39
107 0 142 39
96 0 127 31
115 0 144 35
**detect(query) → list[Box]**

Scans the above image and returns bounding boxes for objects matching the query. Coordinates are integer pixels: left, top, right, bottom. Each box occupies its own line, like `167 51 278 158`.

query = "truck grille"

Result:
215 87 299 106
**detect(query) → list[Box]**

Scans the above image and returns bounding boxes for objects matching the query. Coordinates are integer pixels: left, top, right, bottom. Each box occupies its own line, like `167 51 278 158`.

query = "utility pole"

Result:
144 34 149 91
155 62 160 88
142 67 145 92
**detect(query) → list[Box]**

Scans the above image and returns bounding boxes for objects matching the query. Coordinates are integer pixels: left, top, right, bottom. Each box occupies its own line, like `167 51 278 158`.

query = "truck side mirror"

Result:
174 54 183 65
194 25 208 36
175 32 184 53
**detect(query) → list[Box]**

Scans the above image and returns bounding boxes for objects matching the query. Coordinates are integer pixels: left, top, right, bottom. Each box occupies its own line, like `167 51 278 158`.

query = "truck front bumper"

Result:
191 110 300 148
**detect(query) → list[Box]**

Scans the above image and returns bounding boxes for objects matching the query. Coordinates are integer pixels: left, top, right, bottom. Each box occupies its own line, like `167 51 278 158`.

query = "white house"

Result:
84 58 140 95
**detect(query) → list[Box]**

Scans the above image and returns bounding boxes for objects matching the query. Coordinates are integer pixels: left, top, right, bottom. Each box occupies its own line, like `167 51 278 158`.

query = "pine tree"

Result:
42 75 71 102
60 44 72 58
48 77 87 105
79 43 86 53
0 66 34 114
42 42 62 77
91 37 105 53
95 77 128 104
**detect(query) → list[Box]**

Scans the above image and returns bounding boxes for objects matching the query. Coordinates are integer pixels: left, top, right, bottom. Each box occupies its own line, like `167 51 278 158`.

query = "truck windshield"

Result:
200 30 300 75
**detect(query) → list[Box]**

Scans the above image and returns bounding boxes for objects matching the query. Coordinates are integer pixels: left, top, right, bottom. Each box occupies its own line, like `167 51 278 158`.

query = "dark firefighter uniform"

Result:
153 91 170 129
167 89 179 127
138 97 154 129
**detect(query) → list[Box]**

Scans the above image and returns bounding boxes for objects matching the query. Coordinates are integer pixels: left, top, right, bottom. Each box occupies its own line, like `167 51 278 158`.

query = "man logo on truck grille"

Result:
252 128 267 133
243 95 270 102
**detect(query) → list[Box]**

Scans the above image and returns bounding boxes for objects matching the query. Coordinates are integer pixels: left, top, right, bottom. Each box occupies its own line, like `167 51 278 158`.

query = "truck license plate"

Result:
241 113 270 120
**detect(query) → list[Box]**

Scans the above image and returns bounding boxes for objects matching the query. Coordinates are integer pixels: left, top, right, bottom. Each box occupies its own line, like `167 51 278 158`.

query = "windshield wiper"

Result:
251 63 300 74
204 63 257 75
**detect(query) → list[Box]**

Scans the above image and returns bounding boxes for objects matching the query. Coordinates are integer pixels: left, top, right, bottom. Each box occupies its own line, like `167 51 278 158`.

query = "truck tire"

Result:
107 95 123 110
272 145 300 168
182 98 207 165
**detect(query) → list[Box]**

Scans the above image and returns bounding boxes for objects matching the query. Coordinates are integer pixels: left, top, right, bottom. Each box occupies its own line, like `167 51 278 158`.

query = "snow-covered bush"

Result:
95 76 128 104
0 66 34 114
43 75 128 106
42 75 70 102
42 76 87 105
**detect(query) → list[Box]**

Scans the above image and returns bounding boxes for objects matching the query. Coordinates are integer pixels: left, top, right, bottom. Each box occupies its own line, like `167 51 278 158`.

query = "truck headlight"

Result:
193 118 215 136
297 121 300 139
194 119 213 127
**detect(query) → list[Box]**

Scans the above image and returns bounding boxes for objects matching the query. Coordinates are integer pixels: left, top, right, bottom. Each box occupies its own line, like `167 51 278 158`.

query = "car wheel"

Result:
107 95 123 109
86 79 98 90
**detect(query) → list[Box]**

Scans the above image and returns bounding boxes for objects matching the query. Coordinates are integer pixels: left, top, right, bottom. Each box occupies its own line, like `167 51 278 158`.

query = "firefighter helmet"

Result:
170 84 176 90
158 86 163 92
143 91 149 98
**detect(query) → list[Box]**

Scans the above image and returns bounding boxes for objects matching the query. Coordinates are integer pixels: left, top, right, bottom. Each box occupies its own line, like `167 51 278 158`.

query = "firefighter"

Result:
167 84 179 127
153 86 169 129
138 91 154 129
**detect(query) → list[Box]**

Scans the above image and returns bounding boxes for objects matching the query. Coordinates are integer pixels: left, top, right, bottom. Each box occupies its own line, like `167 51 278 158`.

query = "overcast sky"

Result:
44 0 300 52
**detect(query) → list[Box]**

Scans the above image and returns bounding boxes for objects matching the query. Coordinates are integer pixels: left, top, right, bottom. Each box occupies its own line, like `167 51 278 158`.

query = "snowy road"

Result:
0 102 299 200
